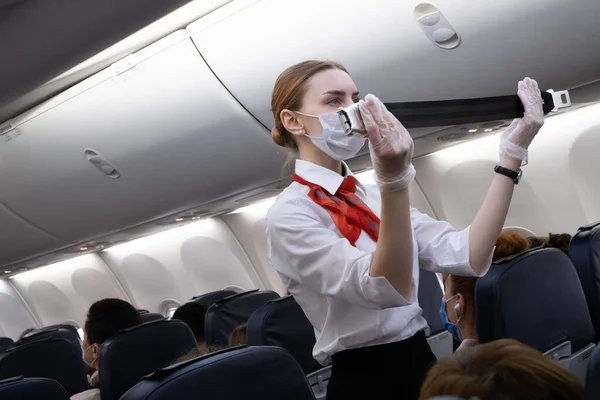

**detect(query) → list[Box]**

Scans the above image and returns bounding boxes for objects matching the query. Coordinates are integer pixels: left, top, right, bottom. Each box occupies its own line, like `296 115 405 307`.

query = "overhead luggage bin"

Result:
188 0 600 156
0 30 285 265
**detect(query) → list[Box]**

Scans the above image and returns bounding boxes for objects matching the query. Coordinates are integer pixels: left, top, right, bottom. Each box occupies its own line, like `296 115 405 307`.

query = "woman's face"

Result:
293 68 360 138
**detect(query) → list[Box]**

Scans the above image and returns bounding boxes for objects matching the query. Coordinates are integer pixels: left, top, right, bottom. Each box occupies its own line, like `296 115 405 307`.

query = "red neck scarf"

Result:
293 173 380 246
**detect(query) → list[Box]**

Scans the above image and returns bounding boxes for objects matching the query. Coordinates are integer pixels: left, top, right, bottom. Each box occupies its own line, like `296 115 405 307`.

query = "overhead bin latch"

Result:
546 89 571 112
112 53 139 76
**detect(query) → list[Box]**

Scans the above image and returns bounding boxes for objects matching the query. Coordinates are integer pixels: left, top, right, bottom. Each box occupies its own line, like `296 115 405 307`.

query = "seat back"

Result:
418 269 453 359
586 344 600 399
569 221 600 340
191 290 237 309
247 295 321 374
121 346 315 400
476 248 595 381
140 312 164 323
16 326 80 350
0 376 70 399
205 290 279 345
0 337 13 352
99 319 197 400
0 337 89 396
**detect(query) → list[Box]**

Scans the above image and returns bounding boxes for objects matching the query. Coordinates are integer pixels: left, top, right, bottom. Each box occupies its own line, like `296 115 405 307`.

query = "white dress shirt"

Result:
266 159 491 365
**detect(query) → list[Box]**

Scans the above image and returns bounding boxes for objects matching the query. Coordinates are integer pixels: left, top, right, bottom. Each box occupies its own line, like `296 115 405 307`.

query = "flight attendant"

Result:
265 60 544 399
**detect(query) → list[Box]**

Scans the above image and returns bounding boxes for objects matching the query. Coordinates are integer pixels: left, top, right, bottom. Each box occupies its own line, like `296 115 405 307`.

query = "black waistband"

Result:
331 331 430 368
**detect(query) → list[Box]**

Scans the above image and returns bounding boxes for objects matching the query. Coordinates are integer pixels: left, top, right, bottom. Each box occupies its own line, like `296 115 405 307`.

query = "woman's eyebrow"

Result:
321 89 360 97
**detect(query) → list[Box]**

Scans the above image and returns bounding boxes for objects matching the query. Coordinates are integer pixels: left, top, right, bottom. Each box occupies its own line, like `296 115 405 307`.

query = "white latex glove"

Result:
359 94 416 192
499 77 545 165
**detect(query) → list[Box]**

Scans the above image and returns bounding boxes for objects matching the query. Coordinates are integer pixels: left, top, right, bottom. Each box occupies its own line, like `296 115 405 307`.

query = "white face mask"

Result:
295 110 366 161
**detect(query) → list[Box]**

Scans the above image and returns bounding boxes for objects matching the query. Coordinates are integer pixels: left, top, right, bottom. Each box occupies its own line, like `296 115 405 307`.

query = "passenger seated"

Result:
228 323 247 347
171 302 207 353
71 299 142 400
529 232 572 254
441 232 530 350
419 339 584 400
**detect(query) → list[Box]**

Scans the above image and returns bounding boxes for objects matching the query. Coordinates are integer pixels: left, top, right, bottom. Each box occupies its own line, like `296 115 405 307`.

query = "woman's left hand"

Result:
499 77 545 165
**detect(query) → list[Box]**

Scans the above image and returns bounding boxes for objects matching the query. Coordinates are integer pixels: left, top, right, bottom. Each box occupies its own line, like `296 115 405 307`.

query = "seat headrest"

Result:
121 346 315 400
0 337 14 352
42 324 79 338
0 338 89 396
0 376 70 399
247 295 321 374
16 327 79 349
418 269 444 335
99 319 197 400
138 309 150 314
139 312 164 323
191 290 237 309
205 290 280 345
585 344 600 399
476 248 594 353
569 222 600 340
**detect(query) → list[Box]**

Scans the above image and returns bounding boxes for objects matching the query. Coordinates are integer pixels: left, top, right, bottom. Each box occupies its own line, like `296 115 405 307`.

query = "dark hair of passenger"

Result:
228 323 248 347
492 232 531 261
529 232 572 254
419 339 584 400
171 302 207 343
84 298 142 345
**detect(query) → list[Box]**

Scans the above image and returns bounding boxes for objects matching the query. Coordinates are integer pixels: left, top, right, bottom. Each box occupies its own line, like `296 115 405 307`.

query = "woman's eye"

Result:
327 98 340 106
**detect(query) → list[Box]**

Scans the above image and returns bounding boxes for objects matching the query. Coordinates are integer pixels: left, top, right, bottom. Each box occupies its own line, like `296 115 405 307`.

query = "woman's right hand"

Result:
359 94 416 192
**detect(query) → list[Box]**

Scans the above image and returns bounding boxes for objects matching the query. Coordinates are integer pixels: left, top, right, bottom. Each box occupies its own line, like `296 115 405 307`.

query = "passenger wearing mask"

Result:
71 299 142 400
419 339 584 400
171 302 207 353
265 60 545 399
441 232 531 350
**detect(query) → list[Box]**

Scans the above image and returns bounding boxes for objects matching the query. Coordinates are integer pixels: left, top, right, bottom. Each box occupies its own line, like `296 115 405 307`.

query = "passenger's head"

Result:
441 274 477 342
548 233 572 254
493 231 531 261
271 60 358 165
529 232 572 254
172 302 207 351
420 339 584 400
228 323 247 347
82 298 142 368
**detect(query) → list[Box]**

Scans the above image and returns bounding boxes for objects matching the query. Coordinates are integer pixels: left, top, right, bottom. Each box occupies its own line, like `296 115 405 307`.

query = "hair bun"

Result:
271 127 286 147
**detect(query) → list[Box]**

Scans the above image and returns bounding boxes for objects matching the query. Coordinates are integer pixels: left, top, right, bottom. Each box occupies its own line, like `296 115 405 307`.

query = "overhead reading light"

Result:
3 270 11 274
484 128 494 132
468 129 478 133
80 247 88 251
175 218 185 222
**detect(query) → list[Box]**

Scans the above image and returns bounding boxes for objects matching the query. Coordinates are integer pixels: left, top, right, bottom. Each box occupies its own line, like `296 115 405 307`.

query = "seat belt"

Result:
385 90 571 129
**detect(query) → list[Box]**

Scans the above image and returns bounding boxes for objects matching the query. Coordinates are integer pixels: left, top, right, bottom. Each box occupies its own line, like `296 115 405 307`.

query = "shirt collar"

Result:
295 159 365 195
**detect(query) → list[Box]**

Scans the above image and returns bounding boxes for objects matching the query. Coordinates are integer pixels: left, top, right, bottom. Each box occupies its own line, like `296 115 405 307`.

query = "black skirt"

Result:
326 331 437 400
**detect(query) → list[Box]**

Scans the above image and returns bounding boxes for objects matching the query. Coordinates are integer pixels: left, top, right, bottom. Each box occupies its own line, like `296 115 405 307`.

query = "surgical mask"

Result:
439 295 462 342
295 110 366 161
83 344 97 367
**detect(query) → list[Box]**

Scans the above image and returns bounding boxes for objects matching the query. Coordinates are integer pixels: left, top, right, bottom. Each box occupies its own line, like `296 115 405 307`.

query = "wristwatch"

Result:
494 165 522 184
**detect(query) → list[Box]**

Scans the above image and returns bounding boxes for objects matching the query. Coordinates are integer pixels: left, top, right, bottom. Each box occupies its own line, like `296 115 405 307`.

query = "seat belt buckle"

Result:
546 89 571 112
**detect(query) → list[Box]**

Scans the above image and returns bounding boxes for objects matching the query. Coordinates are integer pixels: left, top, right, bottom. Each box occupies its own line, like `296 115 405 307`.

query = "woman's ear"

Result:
456 293 465 318
280 109 306 138
92 343 100 360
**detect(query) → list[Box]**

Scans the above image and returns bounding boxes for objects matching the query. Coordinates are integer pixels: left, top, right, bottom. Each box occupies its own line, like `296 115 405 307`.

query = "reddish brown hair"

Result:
493 231 531 261
420 339 584 400
270 60 348 149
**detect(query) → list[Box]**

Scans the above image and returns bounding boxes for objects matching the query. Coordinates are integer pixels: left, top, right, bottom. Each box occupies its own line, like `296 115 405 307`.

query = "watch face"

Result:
517 169 523 182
